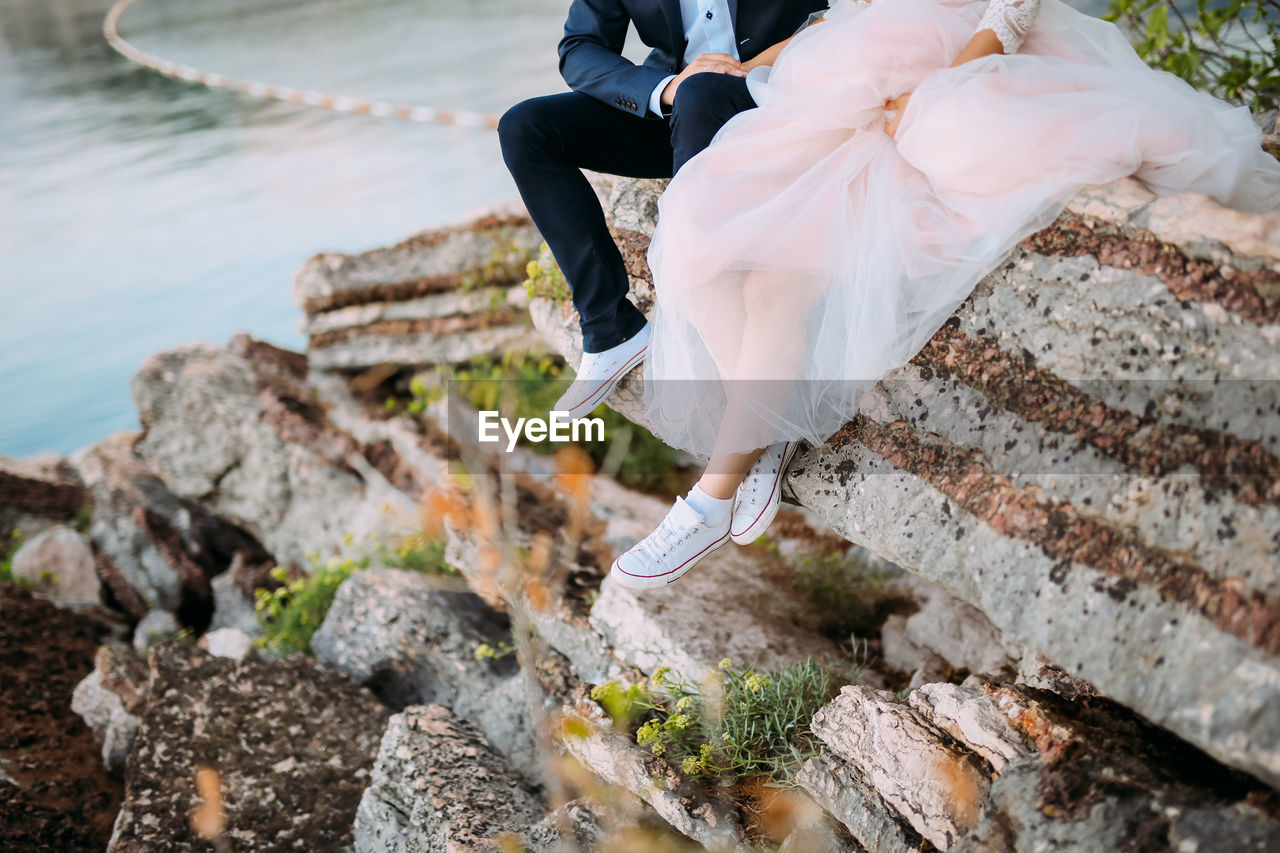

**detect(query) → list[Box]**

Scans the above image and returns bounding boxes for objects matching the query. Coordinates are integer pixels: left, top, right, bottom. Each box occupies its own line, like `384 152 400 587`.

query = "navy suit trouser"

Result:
498 73 756 353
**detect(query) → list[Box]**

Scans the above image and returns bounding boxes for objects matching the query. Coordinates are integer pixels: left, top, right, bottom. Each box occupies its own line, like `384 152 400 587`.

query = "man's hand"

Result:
661 53 747 108
884 92 912 138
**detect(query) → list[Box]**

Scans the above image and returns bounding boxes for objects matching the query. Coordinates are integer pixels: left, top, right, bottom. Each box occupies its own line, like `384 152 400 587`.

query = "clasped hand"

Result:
883 91 912 139
661 53 748 108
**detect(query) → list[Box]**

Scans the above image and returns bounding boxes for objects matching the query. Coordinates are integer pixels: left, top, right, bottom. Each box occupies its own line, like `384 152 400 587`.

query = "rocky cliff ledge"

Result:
4 170 1280 851
527 172 1280 846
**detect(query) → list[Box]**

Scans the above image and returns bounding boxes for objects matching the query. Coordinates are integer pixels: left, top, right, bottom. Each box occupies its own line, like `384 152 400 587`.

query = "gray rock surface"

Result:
803 678 1280 852
518 798 606 852
587 477 841 682
197 627 255 661
131 609 180 653
131 336 418 572
312 567 539 780
810 686 990 849
528 172 1280 789
71 429 273 625
108 641 389 853
796 751 922 853
10 524 100 605
0 452 88 543
292 209 544 371
352 703 544 853
907 682 1030 772
209 566 263 636
879 576 1021 683
71 643 147 773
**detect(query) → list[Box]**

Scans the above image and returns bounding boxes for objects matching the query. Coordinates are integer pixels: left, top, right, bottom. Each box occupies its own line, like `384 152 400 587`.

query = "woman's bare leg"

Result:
695 447 765 499
692 264 829 499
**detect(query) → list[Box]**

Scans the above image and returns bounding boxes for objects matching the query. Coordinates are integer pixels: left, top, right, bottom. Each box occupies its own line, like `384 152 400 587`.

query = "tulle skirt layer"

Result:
641 0 1280 459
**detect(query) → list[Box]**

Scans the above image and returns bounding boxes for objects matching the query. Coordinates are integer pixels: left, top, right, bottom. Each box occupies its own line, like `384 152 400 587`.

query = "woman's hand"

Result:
883 92 912 138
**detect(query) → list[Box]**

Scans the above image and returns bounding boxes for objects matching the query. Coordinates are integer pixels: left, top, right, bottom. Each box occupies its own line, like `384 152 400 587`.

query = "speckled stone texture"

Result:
107 641 390 853
292 207 544 371
69 429 272 629
803 681 1280 852
130 335 419 572
352 703 544 853
528 173 1280 790
311 567 540 781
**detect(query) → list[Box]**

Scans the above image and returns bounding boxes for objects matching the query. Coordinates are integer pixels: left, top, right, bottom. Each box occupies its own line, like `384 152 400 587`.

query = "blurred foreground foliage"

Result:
1105 0 1280 112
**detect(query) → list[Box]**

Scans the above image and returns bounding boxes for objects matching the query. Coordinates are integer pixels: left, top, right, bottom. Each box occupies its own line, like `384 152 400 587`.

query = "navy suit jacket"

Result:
559 0 829 118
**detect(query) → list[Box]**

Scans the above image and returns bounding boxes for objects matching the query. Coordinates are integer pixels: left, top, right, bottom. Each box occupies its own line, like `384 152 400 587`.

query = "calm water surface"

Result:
1 0 1120 458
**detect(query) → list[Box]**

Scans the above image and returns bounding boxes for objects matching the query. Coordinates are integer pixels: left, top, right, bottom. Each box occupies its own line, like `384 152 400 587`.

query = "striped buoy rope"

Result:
103 0 501 129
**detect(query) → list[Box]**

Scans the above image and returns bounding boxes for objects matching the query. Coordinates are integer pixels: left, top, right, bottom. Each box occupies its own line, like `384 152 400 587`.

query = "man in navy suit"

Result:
499 0 828 419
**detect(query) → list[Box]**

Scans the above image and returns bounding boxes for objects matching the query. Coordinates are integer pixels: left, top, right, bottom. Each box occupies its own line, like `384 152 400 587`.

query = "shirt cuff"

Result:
649 74 678 116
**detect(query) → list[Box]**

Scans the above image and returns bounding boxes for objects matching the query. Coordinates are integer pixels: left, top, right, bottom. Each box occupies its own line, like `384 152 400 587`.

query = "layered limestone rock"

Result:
0 453 89 541
108 641 390 852
71 642 149 773
292 210 544 371
352 704 545 853
311 567 540 781
70 430 273 630
8 524 100 605
800 681 1280 852
528 173 1280 791
130 335 419 571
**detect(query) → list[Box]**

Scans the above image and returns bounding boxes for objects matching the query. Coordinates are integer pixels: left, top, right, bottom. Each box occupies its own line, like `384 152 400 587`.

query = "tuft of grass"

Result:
593 657 842 785
254 557 369 657
0 530 31 588
789 547 909 643
459 235 536 294
253 531 455 656
522 241 572 302
377 532 456 575
73 504 93 534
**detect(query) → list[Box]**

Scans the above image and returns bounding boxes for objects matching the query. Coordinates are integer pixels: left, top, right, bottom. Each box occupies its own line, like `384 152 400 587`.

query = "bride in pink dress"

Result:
609 0 1280 589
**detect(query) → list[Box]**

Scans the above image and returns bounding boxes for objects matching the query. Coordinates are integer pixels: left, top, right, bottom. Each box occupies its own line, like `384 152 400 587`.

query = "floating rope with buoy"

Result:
103 0 502 129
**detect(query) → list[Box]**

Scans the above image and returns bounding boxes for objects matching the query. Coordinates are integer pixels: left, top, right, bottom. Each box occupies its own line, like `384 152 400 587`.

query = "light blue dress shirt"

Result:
647 0 742 116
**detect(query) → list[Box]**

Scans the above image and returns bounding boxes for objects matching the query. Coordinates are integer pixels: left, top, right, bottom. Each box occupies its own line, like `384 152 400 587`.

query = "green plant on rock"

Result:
789 547 907 643
376 531 456 575
0 529 30 588
523 241 572 302
460 235 536 293
1105 0 1280 112
474 641 515 661
254 557 369 657
593 657 840 784
253 529 454 656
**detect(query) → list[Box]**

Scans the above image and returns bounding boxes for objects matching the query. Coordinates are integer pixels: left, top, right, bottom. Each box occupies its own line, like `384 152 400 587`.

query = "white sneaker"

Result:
730 440 800 545
554 322 651 420
610 496 730 590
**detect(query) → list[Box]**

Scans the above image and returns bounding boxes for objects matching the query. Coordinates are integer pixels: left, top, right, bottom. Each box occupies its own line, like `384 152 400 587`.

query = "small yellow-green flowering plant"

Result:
591 657 838 784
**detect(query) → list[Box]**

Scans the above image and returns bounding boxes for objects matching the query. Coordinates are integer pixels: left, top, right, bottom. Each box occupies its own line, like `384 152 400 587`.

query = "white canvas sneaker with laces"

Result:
610 495 731 590
730 440 800 545
554 322 652 420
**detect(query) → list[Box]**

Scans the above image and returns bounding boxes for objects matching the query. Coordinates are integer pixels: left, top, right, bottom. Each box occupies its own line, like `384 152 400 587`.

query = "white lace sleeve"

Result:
976 0 1041 53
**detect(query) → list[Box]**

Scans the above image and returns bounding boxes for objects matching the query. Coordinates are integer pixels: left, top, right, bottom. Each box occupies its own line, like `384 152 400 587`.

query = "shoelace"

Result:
742 447 783 506
637 499 703 564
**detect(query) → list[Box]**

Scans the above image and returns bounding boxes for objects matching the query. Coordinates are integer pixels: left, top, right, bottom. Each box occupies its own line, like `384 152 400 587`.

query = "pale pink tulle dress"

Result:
641 0 1280 459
